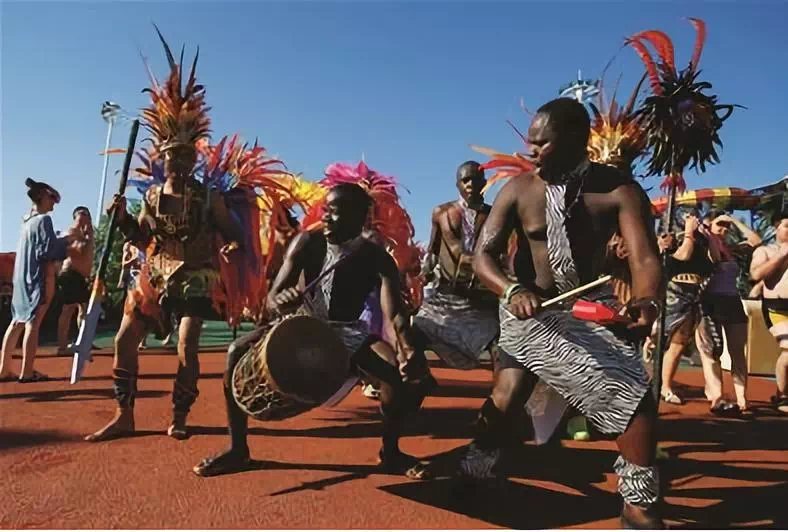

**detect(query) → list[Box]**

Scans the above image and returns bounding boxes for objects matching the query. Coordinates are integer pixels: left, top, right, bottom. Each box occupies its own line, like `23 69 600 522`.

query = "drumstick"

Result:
540 275 612 309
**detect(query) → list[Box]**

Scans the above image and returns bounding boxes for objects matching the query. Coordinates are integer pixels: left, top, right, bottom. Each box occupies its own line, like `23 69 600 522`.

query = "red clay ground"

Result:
1 347 786 529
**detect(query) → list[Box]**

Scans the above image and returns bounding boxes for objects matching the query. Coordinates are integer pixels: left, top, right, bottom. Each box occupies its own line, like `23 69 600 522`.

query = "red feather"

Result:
625 38 663 95
687 17 707 73
631 30 676 73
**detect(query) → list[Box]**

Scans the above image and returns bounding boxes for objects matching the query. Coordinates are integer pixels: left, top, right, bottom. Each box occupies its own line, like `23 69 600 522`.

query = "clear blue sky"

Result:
2 1 787 251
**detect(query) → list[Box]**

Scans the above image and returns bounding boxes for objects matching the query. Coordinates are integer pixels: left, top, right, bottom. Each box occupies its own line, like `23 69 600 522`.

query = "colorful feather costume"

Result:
122 28 305 327
302 161 425 309
626 18 741 193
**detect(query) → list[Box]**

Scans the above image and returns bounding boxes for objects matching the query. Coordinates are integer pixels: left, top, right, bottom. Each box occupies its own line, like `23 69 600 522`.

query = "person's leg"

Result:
168 316 203 439
696 321 725 409
615 393 664 529
0 321 24 378
660 342 686 404
354 339 431 478
457 349 537 481
19 301 51 379
85 313 147 441
57 303 77 353
193 325 268 476
724 322 749 410
775 350 788 413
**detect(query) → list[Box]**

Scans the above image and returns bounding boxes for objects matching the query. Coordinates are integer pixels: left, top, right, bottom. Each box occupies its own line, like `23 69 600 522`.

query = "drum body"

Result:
231 313 352 421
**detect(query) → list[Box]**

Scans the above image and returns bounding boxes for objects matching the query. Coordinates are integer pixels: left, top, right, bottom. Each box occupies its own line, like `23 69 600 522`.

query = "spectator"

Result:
749 211 788 415
656 212 719 405
697 210 761 418
56 206 95 354
0 178 82 382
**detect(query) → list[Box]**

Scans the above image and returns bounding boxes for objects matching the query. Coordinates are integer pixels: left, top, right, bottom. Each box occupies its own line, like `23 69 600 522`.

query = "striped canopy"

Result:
651 187 761 214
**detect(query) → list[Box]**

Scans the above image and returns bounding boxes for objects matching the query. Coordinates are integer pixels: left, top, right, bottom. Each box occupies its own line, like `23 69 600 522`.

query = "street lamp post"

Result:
96 101 122 222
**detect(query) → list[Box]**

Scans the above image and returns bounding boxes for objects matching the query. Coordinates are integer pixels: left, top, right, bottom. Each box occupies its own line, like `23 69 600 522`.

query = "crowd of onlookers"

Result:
650 208 788 418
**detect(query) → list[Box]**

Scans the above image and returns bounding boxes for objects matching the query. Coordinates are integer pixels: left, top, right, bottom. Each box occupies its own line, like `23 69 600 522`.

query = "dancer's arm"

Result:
378 250 418 371
616 184 661 331
266 232 309 315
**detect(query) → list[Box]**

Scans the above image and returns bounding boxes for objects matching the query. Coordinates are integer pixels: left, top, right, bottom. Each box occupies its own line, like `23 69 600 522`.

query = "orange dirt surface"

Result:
1 347 786 529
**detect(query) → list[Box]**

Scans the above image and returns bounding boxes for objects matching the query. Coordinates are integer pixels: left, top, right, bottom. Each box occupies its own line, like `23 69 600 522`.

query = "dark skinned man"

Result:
194 183 431 478
412 161 500 370
462 98 663 529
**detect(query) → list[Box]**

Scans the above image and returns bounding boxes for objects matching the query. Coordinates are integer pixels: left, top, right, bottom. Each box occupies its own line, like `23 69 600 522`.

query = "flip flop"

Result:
0 374 18 383
18 370 52 383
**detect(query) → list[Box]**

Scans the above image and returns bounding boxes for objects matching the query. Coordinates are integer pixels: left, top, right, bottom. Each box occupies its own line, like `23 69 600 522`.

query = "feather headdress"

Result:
587 75 648 173
140 25 211 155
471 120 536 195
302 160 425 307
626 18 741 193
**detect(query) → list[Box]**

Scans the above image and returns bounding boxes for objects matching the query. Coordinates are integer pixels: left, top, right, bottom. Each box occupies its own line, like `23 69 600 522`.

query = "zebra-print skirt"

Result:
498 304 649 435
413 291 499 369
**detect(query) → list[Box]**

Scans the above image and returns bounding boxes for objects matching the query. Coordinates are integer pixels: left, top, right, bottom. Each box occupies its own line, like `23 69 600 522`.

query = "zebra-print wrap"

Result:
614 455 660 507
413 291 498 369
497 181 649 435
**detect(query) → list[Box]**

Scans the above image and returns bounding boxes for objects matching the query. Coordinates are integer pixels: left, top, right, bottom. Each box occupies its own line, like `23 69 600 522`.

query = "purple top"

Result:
705 260 740 296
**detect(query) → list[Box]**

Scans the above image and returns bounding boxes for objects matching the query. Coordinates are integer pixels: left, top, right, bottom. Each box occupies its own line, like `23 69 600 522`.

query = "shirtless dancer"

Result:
194 183 432 477
464 98 663 528
749 212 788 415
412 161 500 370
56 206 95 354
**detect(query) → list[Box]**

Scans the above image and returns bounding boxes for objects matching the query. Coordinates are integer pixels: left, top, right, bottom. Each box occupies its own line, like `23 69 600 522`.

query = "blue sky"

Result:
2 1 787 250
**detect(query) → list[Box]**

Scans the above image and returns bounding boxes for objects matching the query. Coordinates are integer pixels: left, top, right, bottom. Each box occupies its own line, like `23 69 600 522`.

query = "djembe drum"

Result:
231 310 354 421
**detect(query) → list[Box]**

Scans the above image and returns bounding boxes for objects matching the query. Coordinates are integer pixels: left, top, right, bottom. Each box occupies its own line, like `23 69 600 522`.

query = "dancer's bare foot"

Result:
620 502 664 529
378 448 431 480
85 408 135 442
167 413 188 440
193 448 251 477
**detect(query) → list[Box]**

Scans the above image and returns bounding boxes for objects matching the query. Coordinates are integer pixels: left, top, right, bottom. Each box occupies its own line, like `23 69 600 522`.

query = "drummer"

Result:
194 183 433 478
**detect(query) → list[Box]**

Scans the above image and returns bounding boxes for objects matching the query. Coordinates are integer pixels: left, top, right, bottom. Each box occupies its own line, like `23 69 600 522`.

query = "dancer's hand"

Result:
107 194 127 220
507 290 540 319
657 233 675 253
625 298 659 335
220 241 240 263
268 287 302 315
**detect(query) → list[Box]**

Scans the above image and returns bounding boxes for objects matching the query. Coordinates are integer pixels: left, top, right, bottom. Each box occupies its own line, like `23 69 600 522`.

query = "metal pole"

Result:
652 184 677 403
96 118 115 221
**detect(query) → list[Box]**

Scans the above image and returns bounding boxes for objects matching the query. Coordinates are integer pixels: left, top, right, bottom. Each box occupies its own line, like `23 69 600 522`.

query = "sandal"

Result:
0 373 18 383
18 370 52 383
193 451 251 477
661 390 684 405
377 449 431 480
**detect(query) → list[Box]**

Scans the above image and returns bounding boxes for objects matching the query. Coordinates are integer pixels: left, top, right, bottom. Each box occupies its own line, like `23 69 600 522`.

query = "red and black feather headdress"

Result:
626 18 742 193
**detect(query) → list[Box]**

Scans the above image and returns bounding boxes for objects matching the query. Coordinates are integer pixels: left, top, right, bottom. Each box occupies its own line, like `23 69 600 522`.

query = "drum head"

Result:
263 315 351 404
